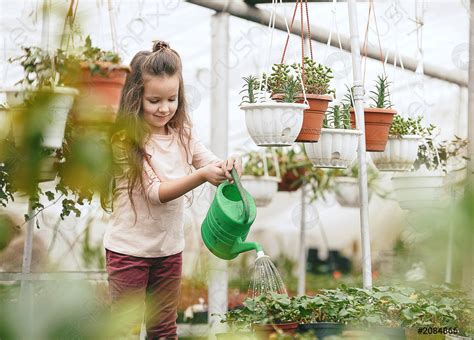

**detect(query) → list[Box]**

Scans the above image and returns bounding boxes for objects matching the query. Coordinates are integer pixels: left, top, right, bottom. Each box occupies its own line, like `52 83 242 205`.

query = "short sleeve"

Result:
191 130 221 169
143 157 163 205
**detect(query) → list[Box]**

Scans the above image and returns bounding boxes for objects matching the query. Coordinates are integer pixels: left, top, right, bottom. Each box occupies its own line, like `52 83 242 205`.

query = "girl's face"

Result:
142 74 180 135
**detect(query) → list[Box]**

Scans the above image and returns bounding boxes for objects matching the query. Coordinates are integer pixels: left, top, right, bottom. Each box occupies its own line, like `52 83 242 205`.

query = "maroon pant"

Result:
105 249 182 340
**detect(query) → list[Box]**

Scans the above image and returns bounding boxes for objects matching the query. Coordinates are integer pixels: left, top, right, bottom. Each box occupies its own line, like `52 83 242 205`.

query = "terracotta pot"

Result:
295 94 332 142
350 107 397 152
278 167 306 192
72 64 129 124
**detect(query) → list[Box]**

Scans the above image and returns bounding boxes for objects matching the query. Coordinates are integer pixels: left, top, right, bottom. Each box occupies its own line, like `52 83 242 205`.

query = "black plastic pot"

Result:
297 322 344 338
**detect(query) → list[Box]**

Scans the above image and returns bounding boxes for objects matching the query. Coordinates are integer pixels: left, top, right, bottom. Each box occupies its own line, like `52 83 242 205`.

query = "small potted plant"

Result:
240 149 280 207
219 293 299 337
274 147 311 192
349 75 397 152
304 102 362 169
370 115 424 171
390 129 466 211
5 46 79 149
333 164 381 208
240 67 307 147
292 57 334 142
66 36 130 124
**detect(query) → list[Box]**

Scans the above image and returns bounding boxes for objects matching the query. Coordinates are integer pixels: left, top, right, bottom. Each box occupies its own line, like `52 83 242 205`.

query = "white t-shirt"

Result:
103 128 220 257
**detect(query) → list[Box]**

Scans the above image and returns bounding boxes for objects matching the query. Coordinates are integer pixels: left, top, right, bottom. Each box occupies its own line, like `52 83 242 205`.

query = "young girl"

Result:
103 40 241 339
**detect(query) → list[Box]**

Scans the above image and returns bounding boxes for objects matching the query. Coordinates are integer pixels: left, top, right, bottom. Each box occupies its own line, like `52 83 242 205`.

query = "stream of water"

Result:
249 251 287 298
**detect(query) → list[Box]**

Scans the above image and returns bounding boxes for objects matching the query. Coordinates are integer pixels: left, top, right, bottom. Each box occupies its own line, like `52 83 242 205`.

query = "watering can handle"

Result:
231 168 250 224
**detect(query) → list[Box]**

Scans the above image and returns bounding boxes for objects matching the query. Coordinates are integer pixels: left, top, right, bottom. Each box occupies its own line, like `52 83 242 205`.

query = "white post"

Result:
347 0 373 289
463 0 474 296
297 185 306 296
208 11 229 338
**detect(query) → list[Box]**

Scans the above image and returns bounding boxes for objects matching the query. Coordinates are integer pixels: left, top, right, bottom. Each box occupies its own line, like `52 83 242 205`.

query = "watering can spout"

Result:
230 237 262 256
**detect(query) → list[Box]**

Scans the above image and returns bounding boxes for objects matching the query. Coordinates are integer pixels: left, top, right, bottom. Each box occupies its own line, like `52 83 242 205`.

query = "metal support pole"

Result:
297 186 306 296
208 11 230 338
347 0 372 289
463 0 474 296
20 199 35 340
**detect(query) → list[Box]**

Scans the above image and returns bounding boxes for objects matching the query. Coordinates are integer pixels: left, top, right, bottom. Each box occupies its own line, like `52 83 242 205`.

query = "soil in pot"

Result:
297 322 343 338
295 94 332 143
350 107 397 152
278 167 306 192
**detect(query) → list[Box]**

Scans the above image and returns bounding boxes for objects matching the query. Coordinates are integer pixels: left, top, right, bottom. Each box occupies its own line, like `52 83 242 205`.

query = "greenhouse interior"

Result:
0 0 473 339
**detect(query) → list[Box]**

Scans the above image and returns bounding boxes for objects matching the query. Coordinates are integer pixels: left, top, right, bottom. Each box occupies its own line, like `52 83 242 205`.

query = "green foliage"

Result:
282 78 300 103
219 293 300 331
292 57 335 96
9 36 122 89
389 115 431 137
221 285 473 335
240 75 259 104
414 132 468 172
369 75 392 109
241 147 341 202
323 104 351 129
240 58 334 104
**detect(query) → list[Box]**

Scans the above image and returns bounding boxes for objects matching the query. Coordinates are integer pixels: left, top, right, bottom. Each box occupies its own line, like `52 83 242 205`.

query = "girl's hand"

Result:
200 163 227 186
221 155 242 184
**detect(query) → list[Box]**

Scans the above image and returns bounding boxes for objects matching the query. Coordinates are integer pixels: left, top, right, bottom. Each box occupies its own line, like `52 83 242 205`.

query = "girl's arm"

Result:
158 163 226 203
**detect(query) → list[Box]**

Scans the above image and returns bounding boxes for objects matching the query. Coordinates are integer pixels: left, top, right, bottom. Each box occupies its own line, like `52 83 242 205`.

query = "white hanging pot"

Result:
240 102 306 146
334 177 371 208
4 87 78 149
240 175 279 207
304 128 362 169
0 106 11 140
370 135 421 171
391 168 447 210
39 155 59 182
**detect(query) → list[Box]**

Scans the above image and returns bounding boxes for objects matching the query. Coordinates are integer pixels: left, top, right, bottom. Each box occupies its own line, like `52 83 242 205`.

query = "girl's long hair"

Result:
111 41 192 216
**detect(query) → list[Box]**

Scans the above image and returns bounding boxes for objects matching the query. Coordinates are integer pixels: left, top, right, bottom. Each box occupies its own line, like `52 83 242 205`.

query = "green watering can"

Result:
201 168 262 260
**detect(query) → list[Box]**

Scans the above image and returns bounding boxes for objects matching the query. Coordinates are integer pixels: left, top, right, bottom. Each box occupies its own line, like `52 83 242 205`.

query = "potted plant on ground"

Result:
240 149 280 207
304 103 361 168
292 57 334 143
240 66 307 147
349 75 397 152
370 115 425 171
219 293 299 338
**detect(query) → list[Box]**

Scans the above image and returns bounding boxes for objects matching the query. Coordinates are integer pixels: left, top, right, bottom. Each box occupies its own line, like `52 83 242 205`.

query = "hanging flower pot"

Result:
5 87 78 149
278 166 306 192
295 94 333 142
240 102 306 146
391 168 447 210
71 63 129 124
334 177 362 207
39 154 60 182
370 135 421 171
350 107 397 152
240 175 279 207
305 128 362 169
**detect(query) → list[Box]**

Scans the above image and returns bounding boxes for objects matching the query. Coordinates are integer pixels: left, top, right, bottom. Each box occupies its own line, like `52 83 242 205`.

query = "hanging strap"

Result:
362 0 386 86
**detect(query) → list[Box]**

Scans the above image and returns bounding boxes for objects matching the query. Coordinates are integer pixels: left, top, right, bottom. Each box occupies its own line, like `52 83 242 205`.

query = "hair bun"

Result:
152 40 170 52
